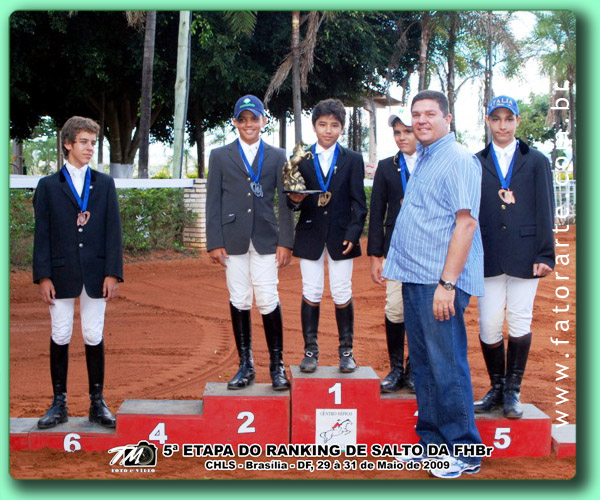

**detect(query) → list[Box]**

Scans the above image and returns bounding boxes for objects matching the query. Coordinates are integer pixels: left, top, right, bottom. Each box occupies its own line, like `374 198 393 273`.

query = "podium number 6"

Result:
329 382 342 405
64 433 82 452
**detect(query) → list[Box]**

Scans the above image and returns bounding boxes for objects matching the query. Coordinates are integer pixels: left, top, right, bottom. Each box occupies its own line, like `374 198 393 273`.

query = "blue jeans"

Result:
402 283 482 465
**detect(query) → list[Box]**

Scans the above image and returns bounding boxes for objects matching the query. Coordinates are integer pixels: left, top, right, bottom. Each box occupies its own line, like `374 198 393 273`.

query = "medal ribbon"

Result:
490 141 519 190
396 152 409 193
237 139 264 184
62 165 91 212
312 143 339 192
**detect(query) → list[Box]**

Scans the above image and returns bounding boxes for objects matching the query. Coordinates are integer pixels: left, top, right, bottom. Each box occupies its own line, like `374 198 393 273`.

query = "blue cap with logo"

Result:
487 95 519 116
234 95 265 119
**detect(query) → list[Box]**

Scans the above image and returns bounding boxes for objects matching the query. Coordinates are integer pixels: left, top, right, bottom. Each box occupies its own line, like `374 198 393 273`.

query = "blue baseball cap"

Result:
234 95 265 119
487 95 519 116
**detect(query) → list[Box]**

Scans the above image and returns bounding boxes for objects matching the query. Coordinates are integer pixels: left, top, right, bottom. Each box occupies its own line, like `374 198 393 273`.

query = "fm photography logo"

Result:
108 440 158 474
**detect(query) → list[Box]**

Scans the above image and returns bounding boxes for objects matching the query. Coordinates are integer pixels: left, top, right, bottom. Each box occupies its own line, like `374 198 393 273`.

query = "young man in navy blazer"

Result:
287 98 367 373
474 96 555 418
33 116 123 429
368 110 417 393
206 95 294 391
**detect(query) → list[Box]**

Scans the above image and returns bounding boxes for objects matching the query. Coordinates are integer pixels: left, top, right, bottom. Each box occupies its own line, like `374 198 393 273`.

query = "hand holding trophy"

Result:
283 142 323 204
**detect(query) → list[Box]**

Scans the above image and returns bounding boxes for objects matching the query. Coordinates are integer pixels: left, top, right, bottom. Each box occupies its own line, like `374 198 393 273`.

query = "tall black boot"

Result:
335 299 357 373
299 298 320 373
37 339 69 429
404 356 415 393
262 304 290 391
474 339 505 413
504 333 532 419
86 340 116 428
227 303 255 389
380 318 405 392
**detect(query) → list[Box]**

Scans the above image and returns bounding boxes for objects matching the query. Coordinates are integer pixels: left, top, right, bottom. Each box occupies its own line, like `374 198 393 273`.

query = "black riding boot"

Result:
504 333 532 419
404 356 415 392
37 339 69 429
299 299 320 373
380 318 405 392
227 303 255 389
336 299 357 373
474 339 505 413
262 304 290 391
86 340 116 428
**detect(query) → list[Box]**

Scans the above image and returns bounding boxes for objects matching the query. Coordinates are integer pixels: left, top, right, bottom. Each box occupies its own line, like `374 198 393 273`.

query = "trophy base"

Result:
283 189 323 194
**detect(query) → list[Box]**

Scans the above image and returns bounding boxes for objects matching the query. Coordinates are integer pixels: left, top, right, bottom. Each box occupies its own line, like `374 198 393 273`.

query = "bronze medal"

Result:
498 189 515 205
77 211 91 226
318 192 332 207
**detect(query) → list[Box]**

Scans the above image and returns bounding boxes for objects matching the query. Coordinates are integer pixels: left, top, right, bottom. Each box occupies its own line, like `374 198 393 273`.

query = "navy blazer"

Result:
205 140 294 255
476 140 555 279
367 152 410 258
33 168 124 299
288 145 367 261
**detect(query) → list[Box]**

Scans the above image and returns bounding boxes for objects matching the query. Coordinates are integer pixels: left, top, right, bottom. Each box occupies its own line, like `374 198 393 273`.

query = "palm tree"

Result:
265 11 329 143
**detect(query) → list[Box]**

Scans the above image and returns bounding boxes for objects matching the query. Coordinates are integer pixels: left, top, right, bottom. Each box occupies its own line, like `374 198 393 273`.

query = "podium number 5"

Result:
329 383 342 405
494 427 511 449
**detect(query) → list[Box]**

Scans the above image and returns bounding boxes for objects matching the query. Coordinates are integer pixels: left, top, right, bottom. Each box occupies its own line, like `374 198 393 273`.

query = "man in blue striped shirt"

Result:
383 90 484 479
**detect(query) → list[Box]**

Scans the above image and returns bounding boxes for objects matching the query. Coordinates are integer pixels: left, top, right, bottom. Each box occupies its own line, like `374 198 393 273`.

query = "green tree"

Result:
10 11 177 172
516 93 556 145
531 11 576 177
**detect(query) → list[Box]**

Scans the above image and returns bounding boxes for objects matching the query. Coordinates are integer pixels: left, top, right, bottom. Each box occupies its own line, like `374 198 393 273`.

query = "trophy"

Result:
282 142 322 194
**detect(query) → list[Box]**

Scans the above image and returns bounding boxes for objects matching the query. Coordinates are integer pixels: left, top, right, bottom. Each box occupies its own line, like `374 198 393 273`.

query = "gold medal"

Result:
498 189 515 204
318 192 332 207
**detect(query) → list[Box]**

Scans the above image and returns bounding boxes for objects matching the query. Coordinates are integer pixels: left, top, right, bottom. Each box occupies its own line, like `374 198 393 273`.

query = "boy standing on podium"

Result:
287 98 367 373
33 116 123 429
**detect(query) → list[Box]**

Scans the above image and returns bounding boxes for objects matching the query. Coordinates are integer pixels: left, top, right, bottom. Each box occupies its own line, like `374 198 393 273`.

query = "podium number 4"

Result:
149 422 168 444
329 383 342 405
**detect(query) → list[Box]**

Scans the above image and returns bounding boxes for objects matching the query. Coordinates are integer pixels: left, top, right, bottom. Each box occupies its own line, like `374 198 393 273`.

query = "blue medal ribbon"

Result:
237 139 264 197
490 141 519 190
311 143 339 192
396 152 409 193
62 165 91 212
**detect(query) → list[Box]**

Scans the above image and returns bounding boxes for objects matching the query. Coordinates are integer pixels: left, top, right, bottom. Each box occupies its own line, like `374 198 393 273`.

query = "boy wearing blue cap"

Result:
474 96 555 418
206 95 295 391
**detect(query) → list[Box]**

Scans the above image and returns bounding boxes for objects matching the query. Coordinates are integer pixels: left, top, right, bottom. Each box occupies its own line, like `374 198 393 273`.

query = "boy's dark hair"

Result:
61 116 100 157
311 99 346 127
411 90 449 116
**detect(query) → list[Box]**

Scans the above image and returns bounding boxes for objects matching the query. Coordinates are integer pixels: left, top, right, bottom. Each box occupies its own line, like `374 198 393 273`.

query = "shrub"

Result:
9 187 194 267
10 189 35 268
118 188 193 254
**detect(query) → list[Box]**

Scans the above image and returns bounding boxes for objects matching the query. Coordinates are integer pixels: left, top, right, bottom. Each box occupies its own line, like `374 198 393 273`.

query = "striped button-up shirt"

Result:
383 132 484 297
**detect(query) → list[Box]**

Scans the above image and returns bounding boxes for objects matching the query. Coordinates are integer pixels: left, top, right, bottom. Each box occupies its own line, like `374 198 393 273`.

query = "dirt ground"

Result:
9 228 576 480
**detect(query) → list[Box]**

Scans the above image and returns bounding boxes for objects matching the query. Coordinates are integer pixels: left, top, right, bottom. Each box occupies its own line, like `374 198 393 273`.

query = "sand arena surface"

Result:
9 229 576 479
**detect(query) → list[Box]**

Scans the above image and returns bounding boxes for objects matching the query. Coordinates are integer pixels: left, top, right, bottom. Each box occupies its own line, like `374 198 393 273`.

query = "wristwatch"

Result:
439 279 456 291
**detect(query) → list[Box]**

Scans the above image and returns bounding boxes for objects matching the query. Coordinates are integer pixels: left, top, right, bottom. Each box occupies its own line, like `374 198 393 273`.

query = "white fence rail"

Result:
9 175 577 219
9 175 194 189
554 179 576 219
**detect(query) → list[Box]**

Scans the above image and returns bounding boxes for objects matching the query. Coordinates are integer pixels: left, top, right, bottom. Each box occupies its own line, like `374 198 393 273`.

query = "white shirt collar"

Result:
402 151 417 174
65 161 89 178
492 138 517 157
315 142 337 156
